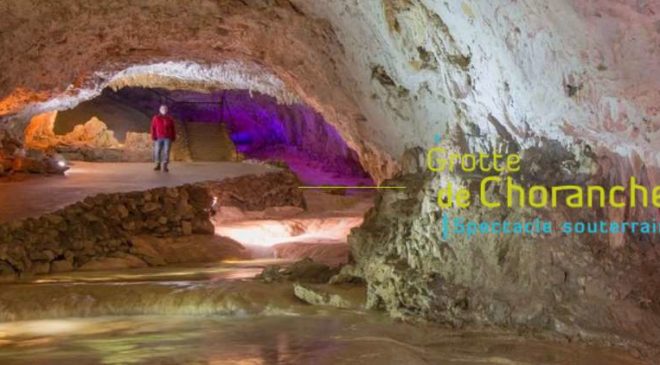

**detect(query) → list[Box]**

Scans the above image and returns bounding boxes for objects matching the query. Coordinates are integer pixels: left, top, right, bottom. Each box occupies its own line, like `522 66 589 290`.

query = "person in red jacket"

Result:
150 104 177 172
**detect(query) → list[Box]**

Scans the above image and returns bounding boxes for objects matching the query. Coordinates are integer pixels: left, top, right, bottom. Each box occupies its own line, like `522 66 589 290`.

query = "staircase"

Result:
184 122 236 161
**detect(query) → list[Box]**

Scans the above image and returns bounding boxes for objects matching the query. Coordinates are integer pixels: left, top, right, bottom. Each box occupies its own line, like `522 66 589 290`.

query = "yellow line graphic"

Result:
298 186 406 189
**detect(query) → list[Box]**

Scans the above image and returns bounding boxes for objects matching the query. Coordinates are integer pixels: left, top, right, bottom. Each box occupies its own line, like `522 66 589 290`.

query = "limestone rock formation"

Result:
258 258 338 284
60 117 119 147
293 282 366 309
0 128 67 176
1 0 657 184
345 139 660 356
25 112 194 162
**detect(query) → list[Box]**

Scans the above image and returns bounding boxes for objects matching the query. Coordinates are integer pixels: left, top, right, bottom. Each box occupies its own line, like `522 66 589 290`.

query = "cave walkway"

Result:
0 161 276 223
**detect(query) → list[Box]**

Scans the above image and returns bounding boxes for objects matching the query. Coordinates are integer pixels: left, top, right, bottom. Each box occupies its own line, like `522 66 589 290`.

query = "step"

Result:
185 122 235 161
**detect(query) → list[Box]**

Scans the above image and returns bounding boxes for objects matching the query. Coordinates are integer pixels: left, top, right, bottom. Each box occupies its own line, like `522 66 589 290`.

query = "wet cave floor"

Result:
0 161 649 364
0 314 646 365
0 260 647 365
0 161 277 223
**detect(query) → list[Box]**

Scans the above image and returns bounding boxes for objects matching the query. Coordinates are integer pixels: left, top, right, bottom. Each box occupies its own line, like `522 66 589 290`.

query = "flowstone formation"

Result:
345 130 660 358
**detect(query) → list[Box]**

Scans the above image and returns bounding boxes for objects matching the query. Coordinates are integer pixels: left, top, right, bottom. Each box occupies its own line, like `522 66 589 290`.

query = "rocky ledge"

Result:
0 184 214 278
0 169 305 278
343 140 660 359
205 170 306 211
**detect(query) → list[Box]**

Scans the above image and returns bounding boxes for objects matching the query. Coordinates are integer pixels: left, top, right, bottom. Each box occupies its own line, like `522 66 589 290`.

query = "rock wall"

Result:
0 0 657 184
0 0 396 181
184 122 239 162
0 127 67 176
0 184 214 278
217 90 368 178
0 169 308 278
103 87 365 176
294 0 659 186
53 94 150 142
205 170 306 211
25 111 192 162
345 137 660 357
171 119 193 162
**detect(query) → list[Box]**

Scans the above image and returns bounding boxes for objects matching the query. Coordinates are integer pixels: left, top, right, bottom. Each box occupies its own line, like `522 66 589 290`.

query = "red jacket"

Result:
151 114 176 141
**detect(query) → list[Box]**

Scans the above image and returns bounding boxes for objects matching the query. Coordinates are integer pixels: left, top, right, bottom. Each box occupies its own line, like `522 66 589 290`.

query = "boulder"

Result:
62 117 119 148
205 170 306 211
293 283 366 309
257 258 338 284
129 234 249 265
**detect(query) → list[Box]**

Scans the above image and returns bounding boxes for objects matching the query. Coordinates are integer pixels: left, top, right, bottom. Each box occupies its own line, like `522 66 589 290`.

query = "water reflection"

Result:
0 314 646 365
17 259 289 285
0 262 649 365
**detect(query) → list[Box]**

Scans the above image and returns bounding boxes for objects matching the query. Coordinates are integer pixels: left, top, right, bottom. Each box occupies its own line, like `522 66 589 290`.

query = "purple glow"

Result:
108 87 373 185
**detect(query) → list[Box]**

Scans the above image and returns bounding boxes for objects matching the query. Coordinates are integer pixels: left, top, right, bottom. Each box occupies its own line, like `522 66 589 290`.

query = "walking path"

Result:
0 161 275 222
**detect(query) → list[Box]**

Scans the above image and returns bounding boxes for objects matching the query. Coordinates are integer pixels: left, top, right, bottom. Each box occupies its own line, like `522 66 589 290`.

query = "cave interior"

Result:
0 0 659 364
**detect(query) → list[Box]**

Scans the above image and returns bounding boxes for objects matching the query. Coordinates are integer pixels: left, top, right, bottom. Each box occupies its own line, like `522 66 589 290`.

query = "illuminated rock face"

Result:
0 124 68 176
0 0 656 184
300 0 659 174
0 0 397 181
24 111 183 162
346 137 660 355
52 94 151 142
